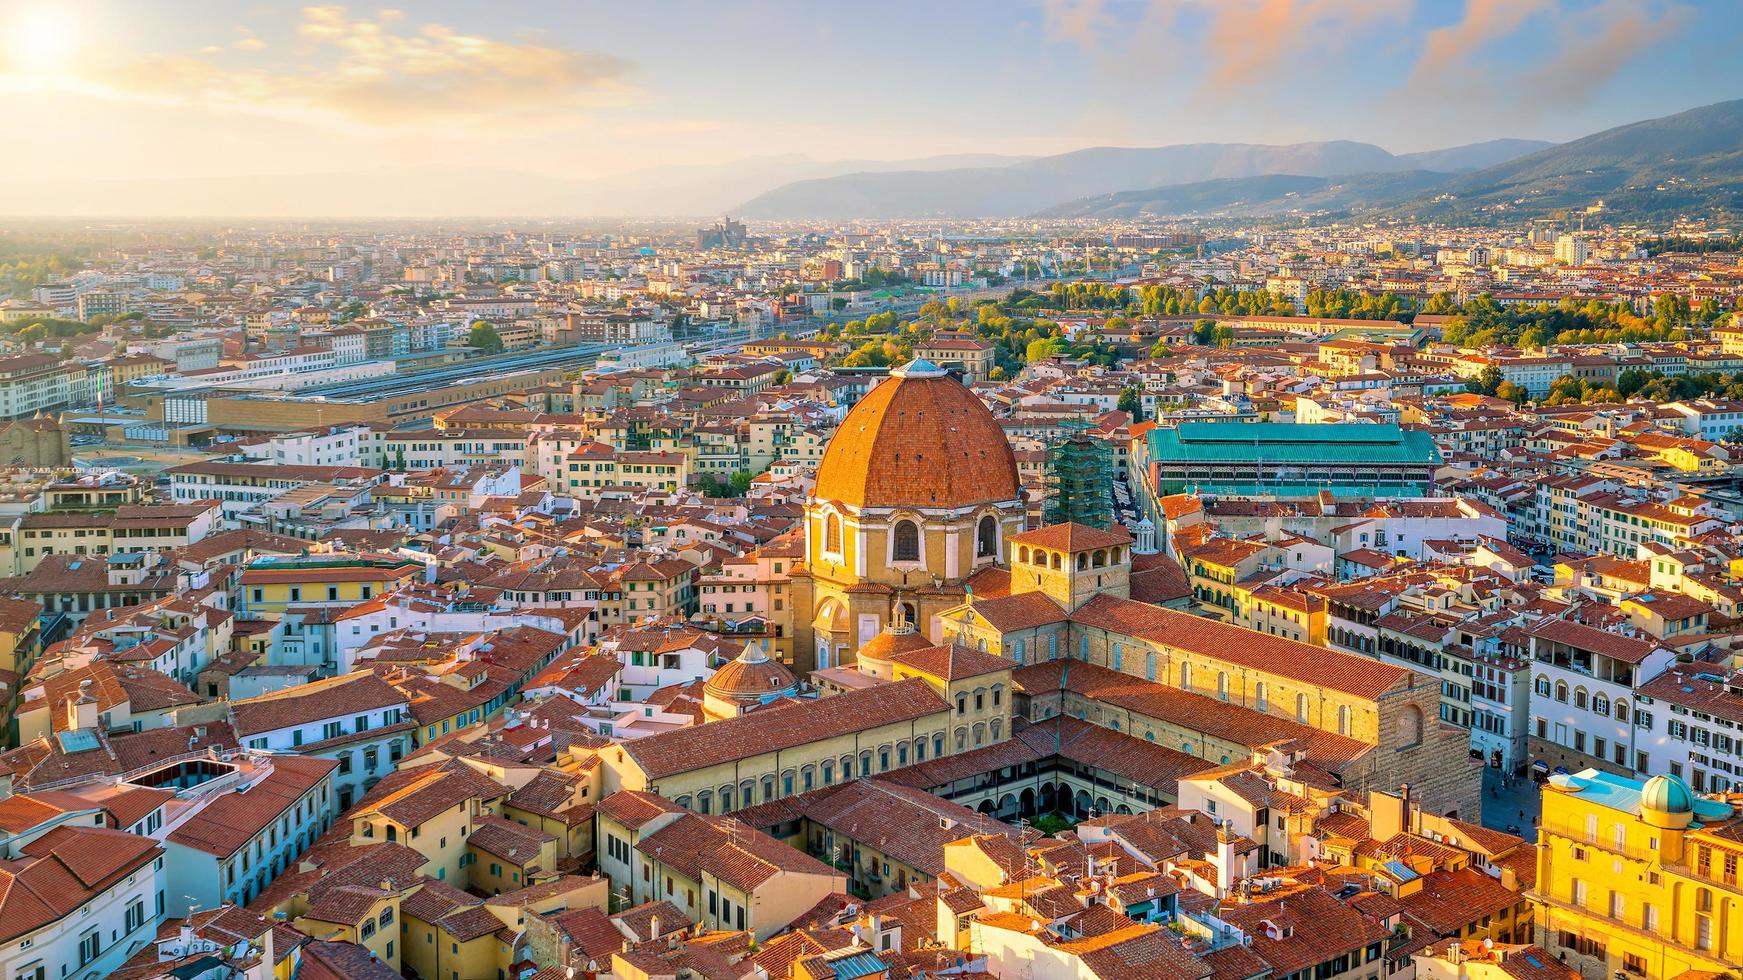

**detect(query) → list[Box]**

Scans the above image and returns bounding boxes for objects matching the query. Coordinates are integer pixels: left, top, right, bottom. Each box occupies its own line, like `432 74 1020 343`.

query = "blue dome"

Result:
1641 774 1695 814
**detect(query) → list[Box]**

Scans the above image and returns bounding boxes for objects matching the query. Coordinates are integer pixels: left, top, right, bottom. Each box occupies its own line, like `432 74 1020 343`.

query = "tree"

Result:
1025 337 1063 363
699 471 754 498
469 321 504 353
1465 364 1504 396
1616 369 1652 397
1117 386 1142 415
1494 381 1527 406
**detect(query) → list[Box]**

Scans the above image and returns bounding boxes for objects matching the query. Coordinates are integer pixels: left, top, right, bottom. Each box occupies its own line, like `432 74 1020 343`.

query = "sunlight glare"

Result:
11 11 73 74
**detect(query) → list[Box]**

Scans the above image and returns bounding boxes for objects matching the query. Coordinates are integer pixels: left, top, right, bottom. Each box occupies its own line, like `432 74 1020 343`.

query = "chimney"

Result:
1214 820 1238 897
649 914 660 940
68 681 100 732
178 918 194 950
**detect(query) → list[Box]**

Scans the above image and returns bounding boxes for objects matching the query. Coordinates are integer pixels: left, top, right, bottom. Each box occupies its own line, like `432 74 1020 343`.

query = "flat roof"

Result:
194 344 616 406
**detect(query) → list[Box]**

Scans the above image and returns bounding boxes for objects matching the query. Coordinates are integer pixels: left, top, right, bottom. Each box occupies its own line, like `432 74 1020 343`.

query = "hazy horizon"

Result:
1 0 1738 216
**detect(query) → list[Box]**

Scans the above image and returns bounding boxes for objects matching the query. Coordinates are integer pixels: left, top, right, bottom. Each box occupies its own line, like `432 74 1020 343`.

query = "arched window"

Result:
824 513 842 554
1297 693 1309 723
1076 553 1088 571
977 515 998 558
1534 675 1551 697
1018 545 1030 564
1255 681 1268 712
1337 704 1351 736
1079 635 1089 661
1145 652 1156 681
1093 549 1107 568
1180 662 1192 689
893 520 920 562
379 908 393 928
1399 704 1424 747
1216 671 1229 701
1051 552 1062 570
1592 695 1610 717
1555 681 1568 703
1615 700 1630 724
1112 642 1123 672
1014 638 1026 664
1574 687 1589 710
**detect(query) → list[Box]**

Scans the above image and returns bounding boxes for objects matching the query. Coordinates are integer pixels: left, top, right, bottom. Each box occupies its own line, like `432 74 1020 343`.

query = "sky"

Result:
0 0 1738 194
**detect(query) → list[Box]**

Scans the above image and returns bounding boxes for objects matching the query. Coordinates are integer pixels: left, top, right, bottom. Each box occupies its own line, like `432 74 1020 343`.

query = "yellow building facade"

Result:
1533 768 1743 978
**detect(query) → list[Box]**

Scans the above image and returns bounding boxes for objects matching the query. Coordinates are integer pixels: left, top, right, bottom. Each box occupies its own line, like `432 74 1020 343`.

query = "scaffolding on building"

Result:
1042 419 1113 528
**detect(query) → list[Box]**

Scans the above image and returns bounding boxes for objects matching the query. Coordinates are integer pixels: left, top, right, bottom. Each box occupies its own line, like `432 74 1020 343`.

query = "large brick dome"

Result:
812 359 1019 511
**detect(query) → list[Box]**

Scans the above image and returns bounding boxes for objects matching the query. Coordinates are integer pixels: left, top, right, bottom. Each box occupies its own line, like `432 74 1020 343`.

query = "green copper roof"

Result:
1148 422 1442 465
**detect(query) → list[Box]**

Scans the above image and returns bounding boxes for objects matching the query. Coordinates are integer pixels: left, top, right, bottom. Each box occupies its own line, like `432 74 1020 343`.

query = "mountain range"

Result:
735 138 1553 220
1035 99 1743 224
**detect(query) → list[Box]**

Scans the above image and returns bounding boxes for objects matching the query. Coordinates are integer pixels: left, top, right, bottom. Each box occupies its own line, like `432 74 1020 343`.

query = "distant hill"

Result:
1035 171 1452 220
1037 99 1743 224
1387 98 1743 222
1394 139 1554 173
736 138 1551 219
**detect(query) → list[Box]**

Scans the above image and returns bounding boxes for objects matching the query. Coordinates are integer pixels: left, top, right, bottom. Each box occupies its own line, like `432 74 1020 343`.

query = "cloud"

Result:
77 5 634 126
1518 1 1686 110
1199 0 1410 88
1041 0 1408 93
1408 0 1554 90
1399 0 1689 117
1041 0 1109 48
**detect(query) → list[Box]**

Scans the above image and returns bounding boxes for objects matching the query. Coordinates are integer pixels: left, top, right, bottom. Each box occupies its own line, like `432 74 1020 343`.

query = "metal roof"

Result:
1148 422 1442 465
